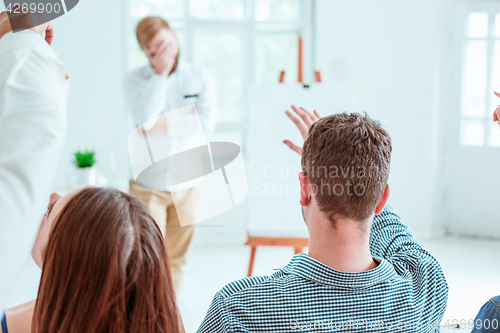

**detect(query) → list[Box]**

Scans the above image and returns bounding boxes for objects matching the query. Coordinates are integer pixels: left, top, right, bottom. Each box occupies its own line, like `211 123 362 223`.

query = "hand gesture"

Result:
0 11 11 39
30 20 54 45
0 10 54 44
144 41 177 77
283 105 321 155
136 117 168 137
494 91 500 124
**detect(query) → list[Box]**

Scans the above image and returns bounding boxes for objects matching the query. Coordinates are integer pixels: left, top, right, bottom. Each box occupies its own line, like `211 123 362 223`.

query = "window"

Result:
459 8 500 147
127 0 314 144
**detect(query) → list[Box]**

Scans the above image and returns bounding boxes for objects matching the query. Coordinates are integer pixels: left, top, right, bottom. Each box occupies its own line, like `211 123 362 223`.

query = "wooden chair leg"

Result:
247 246 257 277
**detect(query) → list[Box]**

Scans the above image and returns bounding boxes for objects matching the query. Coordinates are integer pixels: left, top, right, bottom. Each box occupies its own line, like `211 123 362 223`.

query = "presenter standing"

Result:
124 16 218 293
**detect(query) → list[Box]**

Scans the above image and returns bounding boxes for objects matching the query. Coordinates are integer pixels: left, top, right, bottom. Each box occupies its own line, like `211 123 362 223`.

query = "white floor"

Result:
177 237 500 333
6 236 500 333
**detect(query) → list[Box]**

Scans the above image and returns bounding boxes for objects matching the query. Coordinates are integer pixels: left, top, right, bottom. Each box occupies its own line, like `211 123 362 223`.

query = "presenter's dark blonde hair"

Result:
136 16 172 48
32 187 182 333
136 16 180 74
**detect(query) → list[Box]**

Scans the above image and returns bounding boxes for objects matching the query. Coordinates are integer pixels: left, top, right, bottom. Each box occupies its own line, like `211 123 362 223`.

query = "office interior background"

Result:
1 0 500 331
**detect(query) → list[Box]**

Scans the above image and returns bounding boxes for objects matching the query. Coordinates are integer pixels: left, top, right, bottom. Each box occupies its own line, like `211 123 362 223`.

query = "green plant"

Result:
74 150 96 168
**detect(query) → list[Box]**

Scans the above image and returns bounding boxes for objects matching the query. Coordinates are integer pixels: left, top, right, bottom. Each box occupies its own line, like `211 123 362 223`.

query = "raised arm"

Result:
369 206 441 265
0 10 54 44
369 206 448 326
197 292 230 333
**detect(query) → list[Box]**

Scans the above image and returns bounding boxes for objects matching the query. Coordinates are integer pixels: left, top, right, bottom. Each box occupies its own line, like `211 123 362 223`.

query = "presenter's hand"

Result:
136 117 168 137
283 105 321 155
145 41 177 77
494 91 500 124
0 10 54 44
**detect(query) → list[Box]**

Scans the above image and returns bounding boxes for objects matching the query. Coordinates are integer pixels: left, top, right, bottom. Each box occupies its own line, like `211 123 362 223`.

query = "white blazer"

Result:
0 30 68 310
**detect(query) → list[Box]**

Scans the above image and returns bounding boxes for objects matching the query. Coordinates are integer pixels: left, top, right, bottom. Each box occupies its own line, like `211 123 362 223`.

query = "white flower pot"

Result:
75 166 96 186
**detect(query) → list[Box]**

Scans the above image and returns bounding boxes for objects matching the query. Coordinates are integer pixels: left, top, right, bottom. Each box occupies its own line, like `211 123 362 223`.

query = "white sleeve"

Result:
123 69 168 128
196 70 219 135
0 31 67 310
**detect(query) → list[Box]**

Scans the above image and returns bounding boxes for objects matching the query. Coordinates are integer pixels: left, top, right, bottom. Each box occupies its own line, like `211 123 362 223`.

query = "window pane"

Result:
495 13 500 38
130 34 149 69
131 0 184 19
462 40 488 117
255 32 299 84
488 123 500 147
193 32 242 122
176 31 187 58
190 0 244 19
255 0 302 21
491 41 500 115
460 119 485 146
467 13 488 38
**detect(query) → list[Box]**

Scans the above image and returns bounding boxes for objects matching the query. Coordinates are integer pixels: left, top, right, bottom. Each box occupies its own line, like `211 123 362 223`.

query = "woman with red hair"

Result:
1 186 183 333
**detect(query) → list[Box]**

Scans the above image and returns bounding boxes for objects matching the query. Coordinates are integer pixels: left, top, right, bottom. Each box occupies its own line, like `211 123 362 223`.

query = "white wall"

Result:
440 1 500 239
49 0 130 192
314 0 453 239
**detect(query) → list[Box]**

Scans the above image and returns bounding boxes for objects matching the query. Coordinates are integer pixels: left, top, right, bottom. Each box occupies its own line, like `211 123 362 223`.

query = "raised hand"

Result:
494 91 500 124
30 20 54 45
0 10 54 44
283 105 321 155
0 11 12 39
145 41 177 77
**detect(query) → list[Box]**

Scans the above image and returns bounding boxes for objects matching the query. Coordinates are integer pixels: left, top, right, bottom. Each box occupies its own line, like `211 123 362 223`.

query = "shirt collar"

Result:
280 253 396 289
0 30 59 61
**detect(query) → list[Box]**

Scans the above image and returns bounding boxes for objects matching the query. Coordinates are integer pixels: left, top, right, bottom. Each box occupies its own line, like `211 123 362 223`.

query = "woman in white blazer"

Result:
0 11 68 311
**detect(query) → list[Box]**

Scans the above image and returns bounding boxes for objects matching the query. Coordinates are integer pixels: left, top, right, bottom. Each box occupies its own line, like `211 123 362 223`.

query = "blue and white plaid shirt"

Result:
197 206 448 332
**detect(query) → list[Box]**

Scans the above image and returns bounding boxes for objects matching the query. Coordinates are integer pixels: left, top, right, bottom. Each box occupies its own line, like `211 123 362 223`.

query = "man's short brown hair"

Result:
136 16 171 48
301 112 392 223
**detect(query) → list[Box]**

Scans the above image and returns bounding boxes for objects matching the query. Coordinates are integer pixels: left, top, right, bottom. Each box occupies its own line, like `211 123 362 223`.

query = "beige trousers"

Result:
129 180 204 294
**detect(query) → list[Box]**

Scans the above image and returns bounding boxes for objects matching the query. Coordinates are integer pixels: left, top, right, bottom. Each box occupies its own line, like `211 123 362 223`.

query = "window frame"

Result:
455 1 500 148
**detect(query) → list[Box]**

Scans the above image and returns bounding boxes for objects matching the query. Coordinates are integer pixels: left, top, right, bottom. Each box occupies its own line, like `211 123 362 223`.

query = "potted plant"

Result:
74 149 97 186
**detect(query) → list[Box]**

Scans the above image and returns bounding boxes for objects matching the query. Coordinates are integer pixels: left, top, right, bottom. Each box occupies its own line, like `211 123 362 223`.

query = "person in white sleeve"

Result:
0 11 69 312
123 16 219 293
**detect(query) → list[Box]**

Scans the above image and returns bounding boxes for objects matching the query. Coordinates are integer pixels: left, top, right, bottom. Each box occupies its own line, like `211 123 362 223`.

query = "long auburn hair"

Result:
32 187 182 333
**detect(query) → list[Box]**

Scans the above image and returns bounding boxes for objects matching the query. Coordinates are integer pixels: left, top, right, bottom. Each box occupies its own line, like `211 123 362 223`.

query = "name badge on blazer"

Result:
184 94 199 98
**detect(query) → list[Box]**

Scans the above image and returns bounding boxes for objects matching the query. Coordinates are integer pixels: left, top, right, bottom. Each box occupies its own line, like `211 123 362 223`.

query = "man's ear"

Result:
299 172 311 206
374 184 390 215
